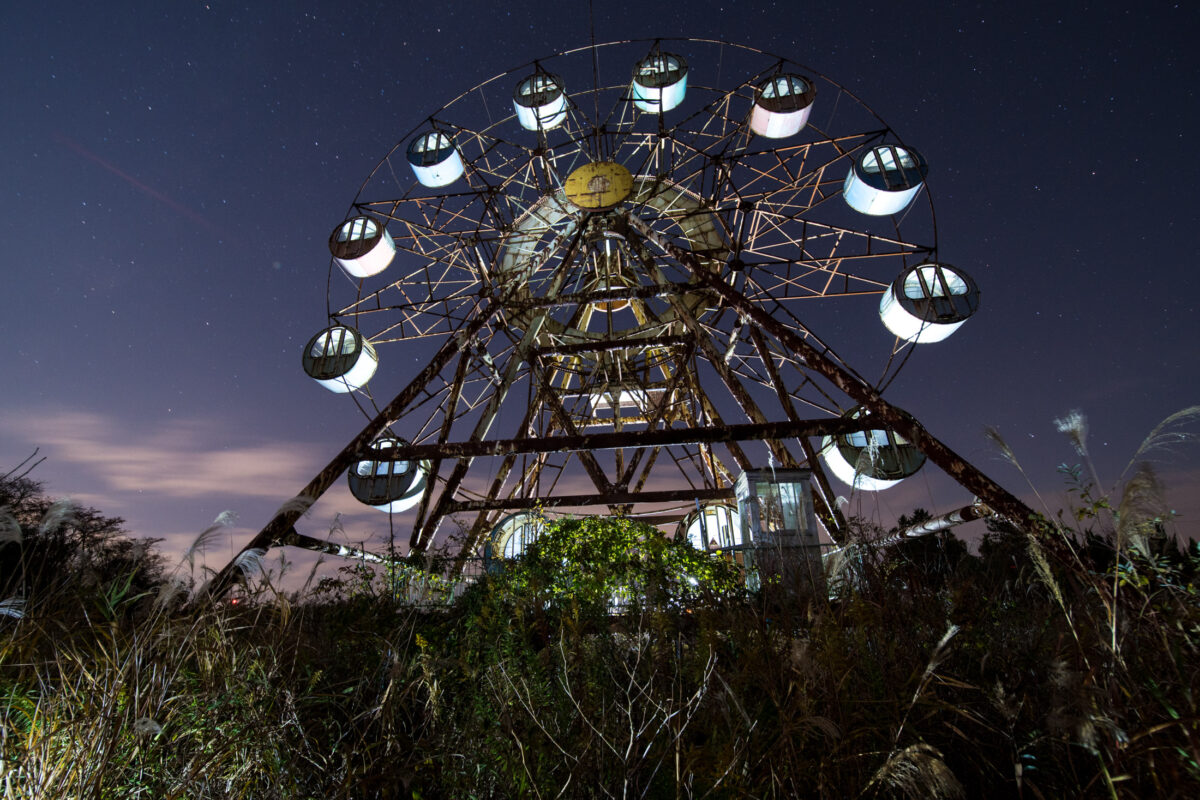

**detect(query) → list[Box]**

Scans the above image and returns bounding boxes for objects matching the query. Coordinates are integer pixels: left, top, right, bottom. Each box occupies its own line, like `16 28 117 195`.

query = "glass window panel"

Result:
904 266 968 299
338 217 376 243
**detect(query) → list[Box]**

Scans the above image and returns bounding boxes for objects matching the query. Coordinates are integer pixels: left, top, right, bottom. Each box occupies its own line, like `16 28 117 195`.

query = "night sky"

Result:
3 1 1198 573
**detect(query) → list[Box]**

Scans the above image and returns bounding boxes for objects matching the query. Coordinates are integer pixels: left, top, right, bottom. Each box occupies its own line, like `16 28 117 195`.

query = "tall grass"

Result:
1 411 1198 797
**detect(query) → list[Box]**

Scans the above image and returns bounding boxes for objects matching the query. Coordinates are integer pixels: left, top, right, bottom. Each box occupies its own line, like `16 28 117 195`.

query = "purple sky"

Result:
3 1 1198 576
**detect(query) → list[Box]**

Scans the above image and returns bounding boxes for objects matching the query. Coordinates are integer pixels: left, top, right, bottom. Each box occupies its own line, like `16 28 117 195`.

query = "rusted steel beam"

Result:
411 349 473 537
748 324 849 539
202 299 503 600
874 502 995 547
446 486 735 513
414 226 591 551
530 333 692 358
382 417 868 461
669 295 801 470
510 281 697 311
280 529 391 564
528 354 618 498
452 388 550 573
616 340 697 489
626 214 1040 532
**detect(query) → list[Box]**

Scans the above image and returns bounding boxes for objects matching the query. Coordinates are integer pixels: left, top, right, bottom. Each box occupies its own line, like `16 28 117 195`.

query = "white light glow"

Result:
632 54 687 112
308 329 378 393
879 264 977 343
365 471 426 514
750 103 813 138
407 131 464 187
683 505 742 550
331 218 396 278
820 437 905 491
350 438 429 514
514 74 567 130
843 170 922 215
749 75 814 138
843 145 926 216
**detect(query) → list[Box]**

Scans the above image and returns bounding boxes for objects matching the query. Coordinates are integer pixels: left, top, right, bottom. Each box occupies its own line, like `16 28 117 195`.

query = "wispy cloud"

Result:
1 409 317 501
0 407 425 559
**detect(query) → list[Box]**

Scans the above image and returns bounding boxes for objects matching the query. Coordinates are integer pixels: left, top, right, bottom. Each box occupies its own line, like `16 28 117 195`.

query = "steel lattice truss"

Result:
206 40 1033 596
333 41 933 550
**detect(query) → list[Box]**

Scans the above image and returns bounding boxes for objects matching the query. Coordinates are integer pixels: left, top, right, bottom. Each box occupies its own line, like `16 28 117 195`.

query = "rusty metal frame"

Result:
205 40 1035 599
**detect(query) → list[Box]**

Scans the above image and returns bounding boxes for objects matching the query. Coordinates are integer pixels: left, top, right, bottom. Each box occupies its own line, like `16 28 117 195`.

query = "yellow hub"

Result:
563 161 633 211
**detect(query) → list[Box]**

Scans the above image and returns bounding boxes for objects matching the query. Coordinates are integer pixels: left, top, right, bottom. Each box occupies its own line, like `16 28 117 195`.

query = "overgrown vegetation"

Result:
2 412 1199 798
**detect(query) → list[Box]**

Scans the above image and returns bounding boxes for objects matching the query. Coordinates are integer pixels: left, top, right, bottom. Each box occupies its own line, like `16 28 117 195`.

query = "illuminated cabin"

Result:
483 512 545 571
328 216 395 278
301 325 377 393
735 469 825 594
631 52 688 113
348 436 428 513
406 131 464 187
513 72 567 131
820 409 926 491
749 73 816 138
879 263 980 343
678 503 742 551
843 144 928 216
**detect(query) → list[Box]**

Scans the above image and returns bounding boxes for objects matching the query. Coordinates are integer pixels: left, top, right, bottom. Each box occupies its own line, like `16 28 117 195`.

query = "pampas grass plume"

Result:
1054 409 1089 457
184 510 238 571
274 495 315 519
867 743 964 800
132 717 163 737
1125 405 1200 473
984 426 1020 469
234 547 267 578
39 497 77 535
0 507 21 546
1117 462 1166 557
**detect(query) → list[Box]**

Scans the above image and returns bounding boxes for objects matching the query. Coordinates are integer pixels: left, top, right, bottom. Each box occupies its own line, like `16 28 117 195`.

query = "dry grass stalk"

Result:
273 495 315 519
184 510 237 573
1125 404 1200 474
0 597 25 619
233 547 267 578
983 426 1059 523
865 743 964 800
1116 462 1166 560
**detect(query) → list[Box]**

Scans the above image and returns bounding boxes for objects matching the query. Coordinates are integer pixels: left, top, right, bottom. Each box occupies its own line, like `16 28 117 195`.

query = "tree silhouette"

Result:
0 474 164 605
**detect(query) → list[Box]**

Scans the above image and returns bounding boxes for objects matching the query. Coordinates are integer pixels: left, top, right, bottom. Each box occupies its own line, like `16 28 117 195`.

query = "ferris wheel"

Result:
293 38 984 559
171 33 1036 603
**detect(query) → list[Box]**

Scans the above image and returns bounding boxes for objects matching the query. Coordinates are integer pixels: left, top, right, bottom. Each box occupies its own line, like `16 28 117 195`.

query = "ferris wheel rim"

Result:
317 37 944 448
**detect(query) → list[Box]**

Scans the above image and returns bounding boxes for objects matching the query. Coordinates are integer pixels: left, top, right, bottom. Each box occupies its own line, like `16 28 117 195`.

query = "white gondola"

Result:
328 216 395 278
348 436 428 514
678 503 742 550
843 144 928 216
484 512 546 569
513 72 567 131
749 73 816 139
406 131 464 187
879 263 980 343
820 409 926 491
631 52 688 113
302 325 378 393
